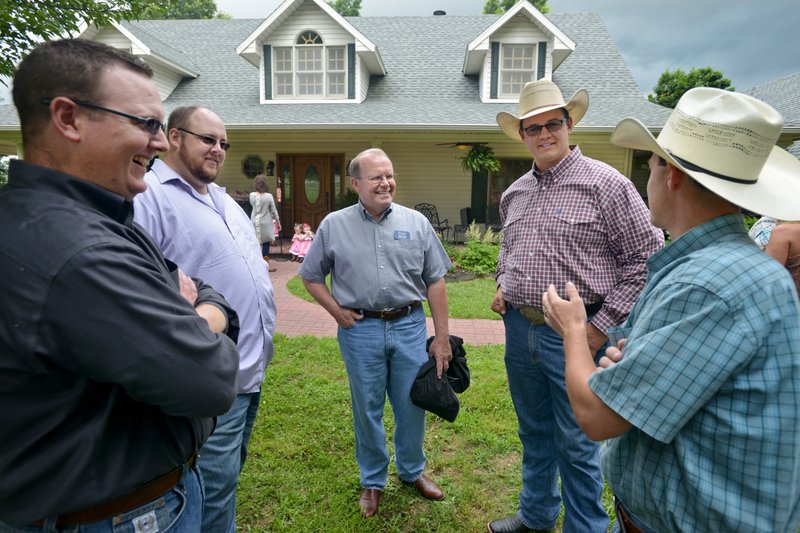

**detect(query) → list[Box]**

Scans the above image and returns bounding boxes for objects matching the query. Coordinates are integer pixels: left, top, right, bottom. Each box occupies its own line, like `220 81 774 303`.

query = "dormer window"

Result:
499 44 536 97
273 30 346 99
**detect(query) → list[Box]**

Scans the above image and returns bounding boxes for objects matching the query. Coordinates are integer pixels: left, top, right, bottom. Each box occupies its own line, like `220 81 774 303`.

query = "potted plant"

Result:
461 144 501 174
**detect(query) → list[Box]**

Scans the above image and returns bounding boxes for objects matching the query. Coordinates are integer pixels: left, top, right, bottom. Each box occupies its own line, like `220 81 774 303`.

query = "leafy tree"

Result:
140 0 228 20
0 0 157 80
0 157 9 186
648 67 735 109
484 0 549 15
327 0 362 16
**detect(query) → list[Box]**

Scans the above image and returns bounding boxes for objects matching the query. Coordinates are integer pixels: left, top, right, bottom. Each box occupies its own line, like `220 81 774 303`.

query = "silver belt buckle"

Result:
517 305 546 325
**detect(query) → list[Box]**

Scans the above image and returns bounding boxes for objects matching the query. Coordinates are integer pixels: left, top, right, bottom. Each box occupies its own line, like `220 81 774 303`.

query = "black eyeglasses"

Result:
521 118 568 137
177 128 231 152
357 173 396 183
41 98 166 135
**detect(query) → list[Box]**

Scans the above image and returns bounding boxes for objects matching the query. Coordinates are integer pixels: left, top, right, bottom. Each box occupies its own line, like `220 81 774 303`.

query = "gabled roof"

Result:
79 21 199 78
745 72 800 128
236 0 386 75
463 1 576 75
0 11 669 131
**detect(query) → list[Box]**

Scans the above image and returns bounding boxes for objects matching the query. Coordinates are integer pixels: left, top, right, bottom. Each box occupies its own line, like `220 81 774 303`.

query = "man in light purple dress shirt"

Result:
134 106 276 533
487 80 663 533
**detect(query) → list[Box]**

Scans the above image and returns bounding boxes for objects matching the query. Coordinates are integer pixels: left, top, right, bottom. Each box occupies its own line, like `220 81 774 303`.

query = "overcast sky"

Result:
215 0 800 94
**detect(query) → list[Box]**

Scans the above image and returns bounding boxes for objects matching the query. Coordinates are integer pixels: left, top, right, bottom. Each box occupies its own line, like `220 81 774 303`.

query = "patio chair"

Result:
453 207 473 243
414 202 452 241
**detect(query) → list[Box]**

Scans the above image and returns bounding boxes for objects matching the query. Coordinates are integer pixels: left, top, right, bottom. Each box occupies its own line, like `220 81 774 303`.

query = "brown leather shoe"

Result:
402 474 445 500
358 488 381 517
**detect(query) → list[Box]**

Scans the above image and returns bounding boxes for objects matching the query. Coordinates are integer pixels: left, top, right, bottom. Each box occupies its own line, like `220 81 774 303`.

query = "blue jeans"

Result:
0 467 203 533
337 305 429 489
197 391 261 533
503 306 609 533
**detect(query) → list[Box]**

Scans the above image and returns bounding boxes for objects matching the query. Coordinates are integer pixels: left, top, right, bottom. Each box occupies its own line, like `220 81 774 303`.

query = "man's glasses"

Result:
358 173 396 183
41 98 166 135
521 118 568 137
177 128 231 152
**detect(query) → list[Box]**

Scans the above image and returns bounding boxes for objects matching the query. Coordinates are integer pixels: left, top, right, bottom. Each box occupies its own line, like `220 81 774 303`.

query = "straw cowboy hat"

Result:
611 87 800 221
496 79 589 140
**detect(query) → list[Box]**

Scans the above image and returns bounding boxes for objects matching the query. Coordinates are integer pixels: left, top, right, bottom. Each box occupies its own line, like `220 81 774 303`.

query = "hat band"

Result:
671 154 755 185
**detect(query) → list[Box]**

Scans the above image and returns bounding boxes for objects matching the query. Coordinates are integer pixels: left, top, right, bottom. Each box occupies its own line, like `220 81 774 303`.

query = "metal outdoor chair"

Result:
414 203 452 241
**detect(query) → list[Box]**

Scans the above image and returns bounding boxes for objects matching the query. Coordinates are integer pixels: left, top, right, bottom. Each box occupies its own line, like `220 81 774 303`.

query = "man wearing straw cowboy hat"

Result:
489 79 662 533
543 87 800 532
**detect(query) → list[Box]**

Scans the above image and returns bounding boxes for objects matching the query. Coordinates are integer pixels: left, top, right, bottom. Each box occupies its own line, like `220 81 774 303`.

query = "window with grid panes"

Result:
273 31 347 99
500 44 535 98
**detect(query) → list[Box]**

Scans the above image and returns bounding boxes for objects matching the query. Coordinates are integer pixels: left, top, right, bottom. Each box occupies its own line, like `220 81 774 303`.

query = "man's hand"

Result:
178 269 198 306
428 335 452 379
586 322 609 358
333 307 364 329
598 338 626 370
542 282 587 338
491 286 507 316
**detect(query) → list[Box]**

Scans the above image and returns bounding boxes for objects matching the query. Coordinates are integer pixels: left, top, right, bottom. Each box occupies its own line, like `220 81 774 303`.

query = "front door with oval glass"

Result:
276 154 345 234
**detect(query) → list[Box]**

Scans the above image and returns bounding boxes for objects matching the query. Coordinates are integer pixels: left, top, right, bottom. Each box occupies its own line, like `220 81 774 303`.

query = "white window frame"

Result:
272 31 347 100
498 44 536 98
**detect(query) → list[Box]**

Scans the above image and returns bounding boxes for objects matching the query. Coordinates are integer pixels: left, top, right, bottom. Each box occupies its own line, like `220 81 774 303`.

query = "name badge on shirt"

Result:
394 231 411 240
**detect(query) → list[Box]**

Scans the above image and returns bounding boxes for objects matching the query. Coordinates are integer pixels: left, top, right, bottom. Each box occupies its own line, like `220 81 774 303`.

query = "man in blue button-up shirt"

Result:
544 88 800 532
300 148 452 518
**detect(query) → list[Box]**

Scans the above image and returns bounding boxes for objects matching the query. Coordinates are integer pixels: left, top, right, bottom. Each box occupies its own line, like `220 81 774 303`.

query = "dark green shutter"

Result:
471 170 488 223
490 42 500 99
347 43 356 99
263 45 272 100
536 41 546 80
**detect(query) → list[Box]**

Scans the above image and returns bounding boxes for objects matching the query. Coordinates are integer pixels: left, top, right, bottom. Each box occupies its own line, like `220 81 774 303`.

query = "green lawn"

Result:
237 335 615 531
286 275 501 320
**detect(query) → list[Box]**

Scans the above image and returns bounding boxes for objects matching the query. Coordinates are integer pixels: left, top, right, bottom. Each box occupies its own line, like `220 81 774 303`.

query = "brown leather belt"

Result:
360 301 421 321
614 496 646 533
32 453 199 528
513 300 603 325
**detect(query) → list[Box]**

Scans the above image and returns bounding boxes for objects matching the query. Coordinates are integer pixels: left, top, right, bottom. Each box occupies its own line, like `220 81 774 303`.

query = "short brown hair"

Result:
253 175 269 193
13 39 153 145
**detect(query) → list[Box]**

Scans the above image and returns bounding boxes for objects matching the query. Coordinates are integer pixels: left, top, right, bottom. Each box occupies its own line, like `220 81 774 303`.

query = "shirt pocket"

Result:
550 207 603 245
394 239 424 275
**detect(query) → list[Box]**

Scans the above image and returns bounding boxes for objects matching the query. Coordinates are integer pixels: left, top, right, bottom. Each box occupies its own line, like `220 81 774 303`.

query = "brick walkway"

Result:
269 257 505 346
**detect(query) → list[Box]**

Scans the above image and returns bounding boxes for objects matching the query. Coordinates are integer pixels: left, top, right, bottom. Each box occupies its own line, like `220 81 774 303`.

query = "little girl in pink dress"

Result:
289 223 304 261
297 223 314 261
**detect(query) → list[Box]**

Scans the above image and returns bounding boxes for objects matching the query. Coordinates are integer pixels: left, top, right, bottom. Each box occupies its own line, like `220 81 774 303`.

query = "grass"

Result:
286 275 501 320
237 334 615 532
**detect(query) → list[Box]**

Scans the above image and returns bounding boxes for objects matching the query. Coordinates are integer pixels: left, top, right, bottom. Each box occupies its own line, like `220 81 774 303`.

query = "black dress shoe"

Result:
358 488 381 517
487 514 553 533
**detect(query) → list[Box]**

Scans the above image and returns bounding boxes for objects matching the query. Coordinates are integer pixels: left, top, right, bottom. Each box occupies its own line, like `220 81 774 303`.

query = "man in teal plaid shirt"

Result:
544 87 800 532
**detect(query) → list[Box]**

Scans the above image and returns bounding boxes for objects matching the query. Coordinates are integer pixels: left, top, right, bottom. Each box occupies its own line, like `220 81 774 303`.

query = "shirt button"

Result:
526 276 531 280
570 218 575 223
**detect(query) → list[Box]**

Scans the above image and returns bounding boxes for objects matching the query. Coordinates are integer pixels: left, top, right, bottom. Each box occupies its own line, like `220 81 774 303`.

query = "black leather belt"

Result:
513 300 603 325
32 453 199 527
361 301 421 320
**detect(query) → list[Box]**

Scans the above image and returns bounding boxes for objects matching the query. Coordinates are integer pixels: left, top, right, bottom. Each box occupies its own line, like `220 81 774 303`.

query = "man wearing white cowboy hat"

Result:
489 79 663 533
543 87 800 532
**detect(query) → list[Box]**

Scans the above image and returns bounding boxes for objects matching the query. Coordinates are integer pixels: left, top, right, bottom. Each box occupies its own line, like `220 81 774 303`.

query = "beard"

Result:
179 147 220 184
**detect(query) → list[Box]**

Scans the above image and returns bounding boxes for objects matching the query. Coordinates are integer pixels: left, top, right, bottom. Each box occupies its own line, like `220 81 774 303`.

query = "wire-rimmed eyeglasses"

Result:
177 128 231 152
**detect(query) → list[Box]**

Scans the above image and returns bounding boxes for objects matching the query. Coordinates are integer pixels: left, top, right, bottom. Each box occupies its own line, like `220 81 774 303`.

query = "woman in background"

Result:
249 174 281 272
765 221 800 294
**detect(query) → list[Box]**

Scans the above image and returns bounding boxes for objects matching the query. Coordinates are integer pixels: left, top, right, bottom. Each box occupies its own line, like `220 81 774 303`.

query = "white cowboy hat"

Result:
496 79 589 140
611 87 800 221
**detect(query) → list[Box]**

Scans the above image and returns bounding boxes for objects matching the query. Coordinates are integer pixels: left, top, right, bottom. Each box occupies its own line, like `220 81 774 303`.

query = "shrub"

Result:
452 223 501 275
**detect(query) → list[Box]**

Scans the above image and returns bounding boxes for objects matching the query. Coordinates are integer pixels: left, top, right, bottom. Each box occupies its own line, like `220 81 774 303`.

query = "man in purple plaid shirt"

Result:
487 80 663 533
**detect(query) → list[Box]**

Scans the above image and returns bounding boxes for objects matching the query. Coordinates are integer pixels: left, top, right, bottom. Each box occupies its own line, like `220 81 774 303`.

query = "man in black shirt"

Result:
0 39 240 530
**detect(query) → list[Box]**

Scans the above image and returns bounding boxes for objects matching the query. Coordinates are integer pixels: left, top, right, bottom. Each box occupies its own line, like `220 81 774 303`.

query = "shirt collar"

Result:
647 214 748 273
532 145 582 183
8 159 134 226
357 200 393 222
